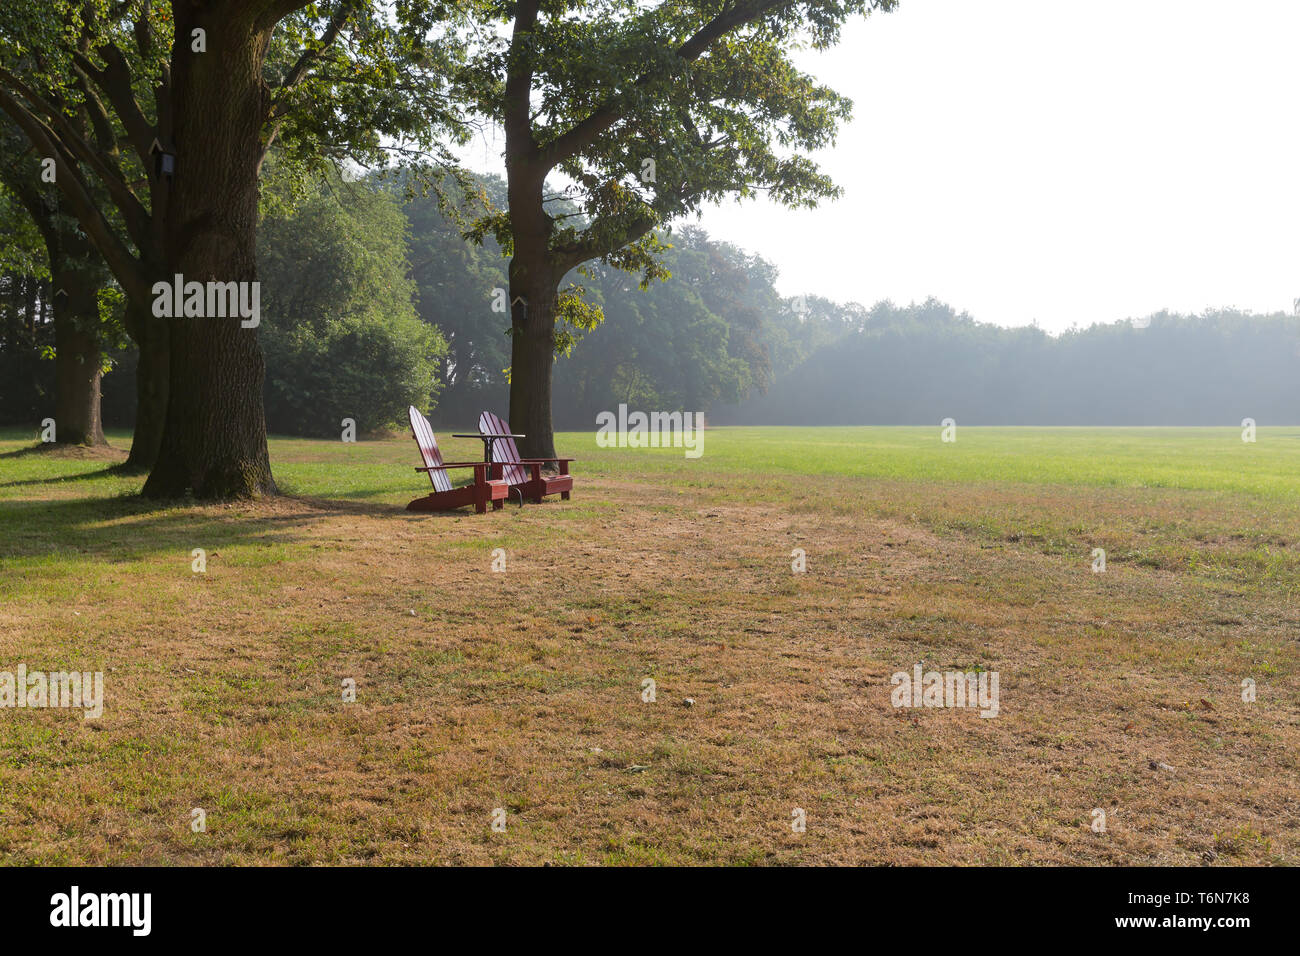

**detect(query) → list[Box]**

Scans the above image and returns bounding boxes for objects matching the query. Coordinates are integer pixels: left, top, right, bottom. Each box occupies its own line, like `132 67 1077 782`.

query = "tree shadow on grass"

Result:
0 443 45 460
290 491 517 519
0 494 297 563
0 437 133 458
0 460 146 489
0 483 488 567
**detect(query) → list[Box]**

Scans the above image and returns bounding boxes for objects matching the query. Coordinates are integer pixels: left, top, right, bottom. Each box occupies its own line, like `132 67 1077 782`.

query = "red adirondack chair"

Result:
407 406 508 513
478 411 574 503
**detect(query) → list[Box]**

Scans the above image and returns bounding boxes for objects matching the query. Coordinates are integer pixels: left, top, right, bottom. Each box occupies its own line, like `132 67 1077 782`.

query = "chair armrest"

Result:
416 461 494 470
516 457 576 463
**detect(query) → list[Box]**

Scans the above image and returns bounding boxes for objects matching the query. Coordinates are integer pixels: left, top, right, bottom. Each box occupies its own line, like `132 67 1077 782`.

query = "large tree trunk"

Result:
507 255 559 461
504 140 562 462
51 270 106 447
141 15 274 499
144 301 273 498
124 301 168 470
6 157 114 448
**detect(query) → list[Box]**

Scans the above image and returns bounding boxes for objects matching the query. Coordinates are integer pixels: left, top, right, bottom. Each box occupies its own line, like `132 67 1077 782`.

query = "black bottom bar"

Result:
0 866 1280 943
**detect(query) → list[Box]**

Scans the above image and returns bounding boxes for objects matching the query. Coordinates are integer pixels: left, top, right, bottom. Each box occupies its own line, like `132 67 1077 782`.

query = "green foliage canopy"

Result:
258 167 447 437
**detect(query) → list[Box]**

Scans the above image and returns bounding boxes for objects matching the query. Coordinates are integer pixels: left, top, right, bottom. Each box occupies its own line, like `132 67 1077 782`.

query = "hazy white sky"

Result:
467 0 1300 332
702 0 1300 330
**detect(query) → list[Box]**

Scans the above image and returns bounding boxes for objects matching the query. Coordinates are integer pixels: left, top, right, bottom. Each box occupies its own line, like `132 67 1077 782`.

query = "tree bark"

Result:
124 300 168 470
140 14 275 499
50 270 106 447
507 252 560 461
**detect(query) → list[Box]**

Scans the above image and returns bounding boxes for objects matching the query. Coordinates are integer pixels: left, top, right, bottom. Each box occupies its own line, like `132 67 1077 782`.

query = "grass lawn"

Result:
0 425 1297 865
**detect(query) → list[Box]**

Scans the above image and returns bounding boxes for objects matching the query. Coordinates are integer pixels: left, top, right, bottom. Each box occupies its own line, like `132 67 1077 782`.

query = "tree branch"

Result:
0 65 151 250
70 68 117 153
73 43 155 170
0 84 150 305
552 206 658 275
504 0 542 168
259 0 359 165
255 0 326 33
540 0 798 171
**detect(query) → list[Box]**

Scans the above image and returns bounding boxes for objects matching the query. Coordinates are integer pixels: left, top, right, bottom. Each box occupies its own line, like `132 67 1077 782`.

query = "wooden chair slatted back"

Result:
409 406 452 494
478 411 529 486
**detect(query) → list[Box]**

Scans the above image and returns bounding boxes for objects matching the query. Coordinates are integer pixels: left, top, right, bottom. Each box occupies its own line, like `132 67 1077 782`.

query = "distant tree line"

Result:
4 167 1297 435
716 299 1300 425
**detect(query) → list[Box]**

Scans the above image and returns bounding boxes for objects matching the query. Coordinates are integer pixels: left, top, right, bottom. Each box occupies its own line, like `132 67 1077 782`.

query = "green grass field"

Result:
1 426 1297 864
